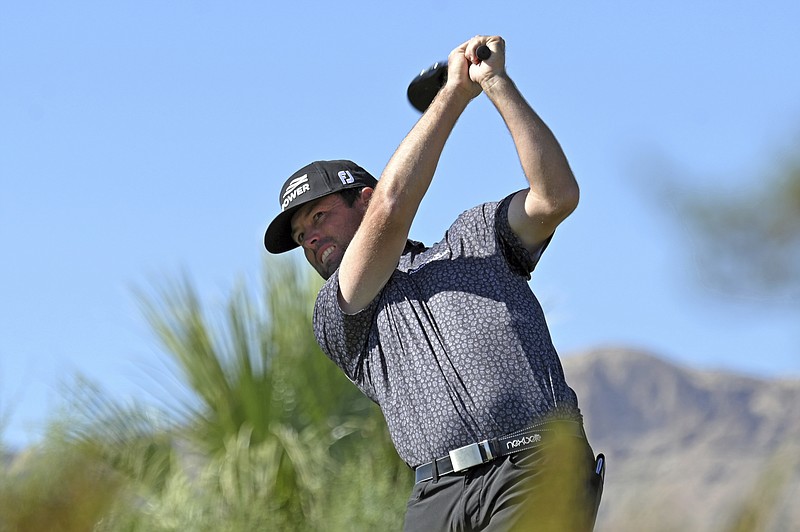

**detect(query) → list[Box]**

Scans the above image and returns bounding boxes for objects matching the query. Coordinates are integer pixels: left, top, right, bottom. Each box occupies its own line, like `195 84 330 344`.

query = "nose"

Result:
301 226 321 249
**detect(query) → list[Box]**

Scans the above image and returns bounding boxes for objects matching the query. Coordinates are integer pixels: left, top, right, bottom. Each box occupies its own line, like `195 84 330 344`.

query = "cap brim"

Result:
264 204 303 254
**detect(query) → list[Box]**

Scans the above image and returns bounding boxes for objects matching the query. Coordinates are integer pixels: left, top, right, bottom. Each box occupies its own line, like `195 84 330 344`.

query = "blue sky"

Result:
2 2 799 449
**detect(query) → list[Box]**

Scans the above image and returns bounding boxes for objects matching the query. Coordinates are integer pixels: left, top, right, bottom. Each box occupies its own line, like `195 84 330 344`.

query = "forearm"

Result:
337 86 471 312
484 75 578 211
482 74 578 250
374 85 471 237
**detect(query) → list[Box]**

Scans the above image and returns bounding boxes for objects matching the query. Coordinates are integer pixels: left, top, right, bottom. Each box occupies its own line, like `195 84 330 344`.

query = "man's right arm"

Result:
336 38 485 314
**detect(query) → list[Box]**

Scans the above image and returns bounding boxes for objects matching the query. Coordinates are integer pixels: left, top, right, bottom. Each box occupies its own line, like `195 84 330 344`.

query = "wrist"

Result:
435 83 475 109
480 73 513 97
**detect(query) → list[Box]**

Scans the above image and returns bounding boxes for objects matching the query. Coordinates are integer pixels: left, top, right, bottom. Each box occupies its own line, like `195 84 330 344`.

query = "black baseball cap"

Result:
264 160 378 254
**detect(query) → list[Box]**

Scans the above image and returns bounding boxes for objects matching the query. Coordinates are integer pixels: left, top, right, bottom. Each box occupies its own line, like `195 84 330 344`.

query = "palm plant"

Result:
135 257 338 453
17 255 411 530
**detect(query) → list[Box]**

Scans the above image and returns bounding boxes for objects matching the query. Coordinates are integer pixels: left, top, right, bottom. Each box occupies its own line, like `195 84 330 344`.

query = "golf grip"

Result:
476 45 491 61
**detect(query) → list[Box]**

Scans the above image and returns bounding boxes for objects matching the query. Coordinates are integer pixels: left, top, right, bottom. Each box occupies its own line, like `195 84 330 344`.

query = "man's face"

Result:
290 190 370 279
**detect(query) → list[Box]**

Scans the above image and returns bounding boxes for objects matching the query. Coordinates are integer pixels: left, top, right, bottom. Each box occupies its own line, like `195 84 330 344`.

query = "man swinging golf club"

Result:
264 35 603 531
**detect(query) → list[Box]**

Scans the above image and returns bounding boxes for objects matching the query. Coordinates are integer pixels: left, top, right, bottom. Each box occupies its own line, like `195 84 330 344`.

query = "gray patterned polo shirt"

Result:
313 192 582 468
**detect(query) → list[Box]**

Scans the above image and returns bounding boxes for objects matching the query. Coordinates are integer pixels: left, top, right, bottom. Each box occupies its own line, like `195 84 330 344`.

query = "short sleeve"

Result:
494 192 553 279
312 269 378 391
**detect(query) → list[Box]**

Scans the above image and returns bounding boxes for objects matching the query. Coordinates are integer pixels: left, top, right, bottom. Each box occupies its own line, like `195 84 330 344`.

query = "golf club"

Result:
407 45 492 113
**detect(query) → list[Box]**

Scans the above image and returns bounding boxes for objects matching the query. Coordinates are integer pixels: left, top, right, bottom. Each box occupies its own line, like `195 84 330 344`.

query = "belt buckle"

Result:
448 440 493 472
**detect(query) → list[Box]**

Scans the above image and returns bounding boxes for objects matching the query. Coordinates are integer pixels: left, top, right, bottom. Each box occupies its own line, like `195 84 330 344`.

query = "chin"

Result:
316 262 334 280
319 258 343 281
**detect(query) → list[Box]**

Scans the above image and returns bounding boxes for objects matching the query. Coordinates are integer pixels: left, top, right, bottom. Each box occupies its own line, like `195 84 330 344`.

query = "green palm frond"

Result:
58 376 176 493
2 255 411 530
135 256 373 455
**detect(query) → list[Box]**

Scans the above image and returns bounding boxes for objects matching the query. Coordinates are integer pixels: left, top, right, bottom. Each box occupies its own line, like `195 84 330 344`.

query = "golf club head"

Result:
406 45 492 113
407 60 448 113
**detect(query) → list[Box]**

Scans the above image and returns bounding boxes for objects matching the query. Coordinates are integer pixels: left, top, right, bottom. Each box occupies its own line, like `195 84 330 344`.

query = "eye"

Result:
295 232 304 245
313 211 324 223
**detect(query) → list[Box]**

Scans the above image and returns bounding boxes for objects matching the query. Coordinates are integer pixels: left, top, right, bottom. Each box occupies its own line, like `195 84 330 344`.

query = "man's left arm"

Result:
479 39 579 254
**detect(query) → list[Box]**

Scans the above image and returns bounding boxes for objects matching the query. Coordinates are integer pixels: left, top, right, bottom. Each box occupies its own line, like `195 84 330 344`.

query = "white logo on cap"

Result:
282 174 311 211
284 175 309 197
338 170 355 184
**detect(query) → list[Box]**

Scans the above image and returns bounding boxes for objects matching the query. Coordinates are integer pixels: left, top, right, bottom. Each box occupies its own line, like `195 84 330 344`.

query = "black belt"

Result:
414 421 586 484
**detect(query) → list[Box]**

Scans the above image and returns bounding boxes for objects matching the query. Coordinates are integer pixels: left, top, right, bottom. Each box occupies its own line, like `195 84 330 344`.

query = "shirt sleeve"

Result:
312 269 379 397
494 192 553 279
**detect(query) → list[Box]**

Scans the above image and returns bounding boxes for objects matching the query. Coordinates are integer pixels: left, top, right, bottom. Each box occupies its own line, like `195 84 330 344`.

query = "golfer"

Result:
265 35 602 531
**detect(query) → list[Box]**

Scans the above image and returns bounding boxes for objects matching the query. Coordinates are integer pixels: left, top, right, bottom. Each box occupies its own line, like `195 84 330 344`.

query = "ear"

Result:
359 187 374 205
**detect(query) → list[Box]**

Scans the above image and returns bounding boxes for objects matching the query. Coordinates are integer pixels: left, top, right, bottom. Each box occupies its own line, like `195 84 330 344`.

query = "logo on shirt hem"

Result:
506 433 542 450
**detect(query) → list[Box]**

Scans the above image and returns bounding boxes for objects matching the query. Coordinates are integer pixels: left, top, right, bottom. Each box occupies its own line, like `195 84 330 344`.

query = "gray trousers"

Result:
403 436 602 532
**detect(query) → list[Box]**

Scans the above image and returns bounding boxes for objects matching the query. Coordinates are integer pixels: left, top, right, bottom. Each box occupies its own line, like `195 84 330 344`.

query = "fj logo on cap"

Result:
282 174 311 211
338 170 355 185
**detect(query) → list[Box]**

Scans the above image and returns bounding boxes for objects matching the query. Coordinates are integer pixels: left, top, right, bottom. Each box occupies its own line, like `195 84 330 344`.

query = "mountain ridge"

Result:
562 346 800 532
